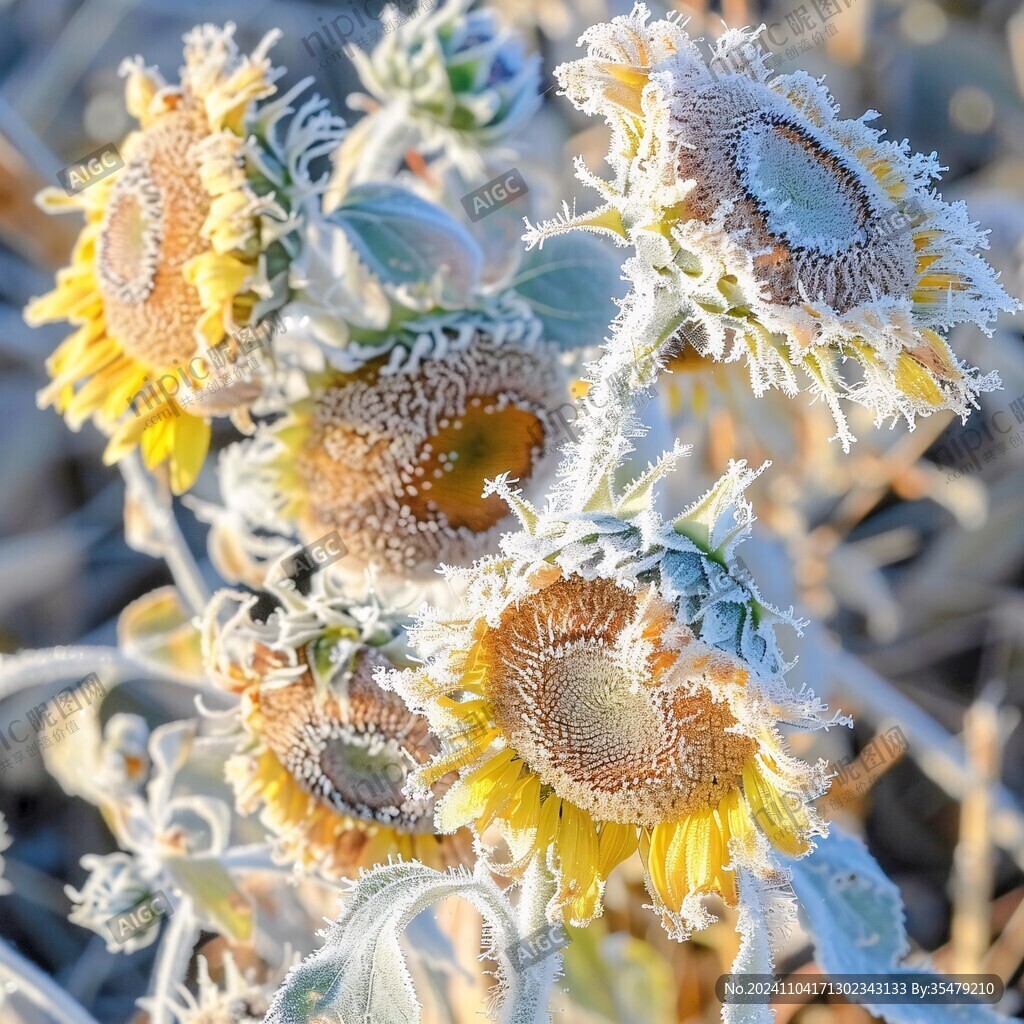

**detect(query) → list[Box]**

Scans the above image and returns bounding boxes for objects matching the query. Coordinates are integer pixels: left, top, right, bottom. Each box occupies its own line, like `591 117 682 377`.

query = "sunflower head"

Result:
526 3 1018 448
203 578 470 876
395 564 829 940
26 23 344 492
388 450 846 938
214 328 565 580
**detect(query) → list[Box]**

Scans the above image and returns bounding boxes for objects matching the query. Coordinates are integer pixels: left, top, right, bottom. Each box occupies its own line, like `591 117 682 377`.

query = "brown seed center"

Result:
481 577 756 826
97 110 213 368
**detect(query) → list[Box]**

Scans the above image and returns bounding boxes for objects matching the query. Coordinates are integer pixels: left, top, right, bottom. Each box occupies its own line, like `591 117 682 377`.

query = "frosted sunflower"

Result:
25 24 344 492
524 3 1018 448
213 327 564 579
203 578 470 877
391 455 842 939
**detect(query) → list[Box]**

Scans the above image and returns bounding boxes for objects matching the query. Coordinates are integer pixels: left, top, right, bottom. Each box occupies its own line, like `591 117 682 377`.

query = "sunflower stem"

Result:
0 938 102 1024
119 454 210 617
146 897 200 1024
507 856 561 1024
0 646 220 703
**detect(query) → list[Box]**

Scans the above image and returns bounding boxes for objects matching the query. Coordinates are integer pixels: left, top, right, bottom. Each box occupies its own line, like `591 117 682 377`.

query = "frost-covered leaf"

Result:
329 183 482 304
265 862 560 1024
790 829 1002 1024
117 587 205 682
512 233 627 349
162 855 252 943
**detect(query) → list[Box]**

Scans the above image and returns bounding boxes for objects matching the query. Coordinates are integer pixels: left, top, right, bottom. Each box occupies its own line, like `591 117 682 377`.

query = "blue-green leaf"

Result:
512 234 627 349
329 183 482 304
790 830 1002 1024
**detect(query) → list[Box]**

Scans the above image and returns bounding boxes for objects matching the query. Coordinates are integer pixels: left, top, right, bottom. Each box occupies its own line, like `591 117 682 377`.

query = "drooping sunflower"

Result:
26 24 344 492
390 455 840 939
203 578 470 876
524 3 1018 448
212 326 565 580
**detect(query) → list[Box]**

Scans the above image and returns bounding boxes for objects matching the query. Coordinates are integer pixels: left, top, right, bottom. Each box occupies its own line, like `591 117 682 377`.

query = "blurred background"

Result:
0 0 1023 1020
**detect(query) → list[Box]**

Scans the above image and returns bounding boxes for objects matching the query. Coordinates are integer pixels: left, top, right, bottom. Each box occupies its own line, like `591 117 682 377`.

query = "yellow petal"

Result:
140 412 176 468
894 353 945 407
169 413 211 494
434 748 516 833
598 821 639 877
743 761 810 857
555 803 601 923
646 821 684 913
503 774 542 834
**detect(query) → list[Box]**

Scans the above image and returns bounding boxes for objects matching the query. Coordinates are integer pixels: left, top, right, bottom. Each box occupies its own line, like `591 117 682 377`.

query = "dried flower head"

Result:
203 578 471 876
525 3 1018 448
214 330 563 579
25 24 344 491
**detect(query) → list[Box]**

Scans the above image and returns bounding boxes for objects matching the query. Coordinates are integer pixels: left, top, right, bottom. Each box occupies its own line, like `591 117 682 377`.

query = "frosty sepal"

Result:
329 182 483 307
789 829 1002 1024
492 454 805 686
264 862 560 1024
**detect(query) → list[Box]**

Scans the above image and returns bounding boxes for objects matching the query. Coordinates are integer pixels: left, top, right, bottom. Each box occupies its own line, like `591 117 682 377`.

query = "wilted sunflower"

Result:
524 3 1018 448
203 579 470 876
391 451 839 938
213 329 564 579
25 23 344 492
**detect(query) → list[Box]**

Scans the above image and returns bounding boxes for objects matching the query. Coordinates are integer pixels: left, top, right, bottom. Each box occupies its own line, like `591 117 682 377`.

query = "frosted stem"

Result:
120 454 210 617
0 646 220 703
146 898 200 1024
0 939 102 1024
506 857 561 1024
